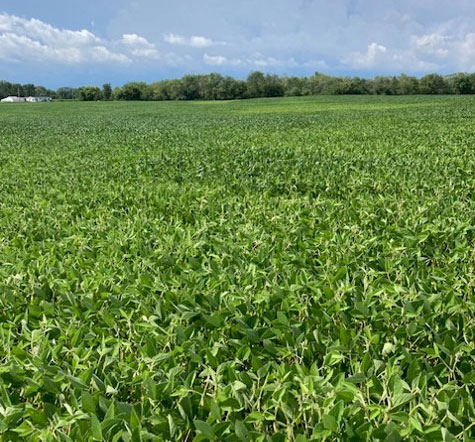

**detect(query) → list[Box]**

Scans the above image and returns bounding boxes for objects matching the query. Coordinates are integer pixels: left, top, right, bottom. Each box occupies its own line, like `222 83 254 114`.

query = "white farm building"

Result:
1 96 26 103
1 96 52 103
26 96 52 102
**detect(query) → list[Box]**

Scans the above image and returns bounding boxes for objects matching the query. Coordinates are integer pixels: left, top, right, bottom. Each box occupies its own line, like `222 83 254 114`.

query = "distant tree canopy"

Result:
106 72 475 100
113 82 150 101
102 83 112 100
0 81 56 99
76 86 102 101
3 72 475 102
56 87 75 100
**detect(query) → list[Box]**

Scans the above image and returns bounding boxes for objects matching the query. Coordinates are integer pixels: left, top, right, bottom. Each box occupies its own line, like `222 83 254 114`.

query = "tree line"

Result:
3 72 475 101
0 81 56 100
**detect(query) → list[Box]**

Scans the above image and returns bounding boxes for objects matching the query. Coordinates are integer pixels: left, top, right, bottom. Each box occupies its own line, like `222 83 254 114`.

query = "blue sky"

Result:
1 0 475 88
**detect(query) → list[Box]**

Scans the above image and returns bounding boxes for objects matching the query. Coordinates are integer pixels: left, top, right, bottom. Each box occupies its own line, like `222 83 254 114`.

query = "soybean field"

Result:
0 96 474 441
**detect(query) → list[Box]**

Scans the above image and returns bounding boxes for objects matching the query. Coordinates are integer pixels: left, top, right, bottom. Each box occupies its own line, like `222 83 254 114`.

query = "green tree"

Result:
262 74 284 97
419 74 449 94
308 73 339 95
35 86 49 97
150 81 171 100
77 86 102 101
181 75 201 100
23 84 36 96
451 73 474 94
118 83 142 100
111 87 122 100
56 87 75 100
371 76 397 95
198 73 223 100
102 83 112 100
246 71 266 98
397 74 419 94
117 82 151 100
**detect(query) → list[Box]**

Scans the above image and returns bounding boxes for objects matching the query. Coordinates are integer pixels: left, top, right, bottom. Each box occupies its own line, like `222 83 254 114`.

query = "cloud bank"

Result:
0 12 159 64
2 1 475 87
164 33 214 48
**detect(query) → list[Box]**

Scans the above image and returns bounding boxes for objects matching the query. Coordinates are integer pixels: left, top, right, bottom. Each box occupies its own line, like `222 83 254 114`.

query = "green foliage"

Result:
102 83 112 101
5 73 475 104
0 96 474 441
115 82 150 101
0 80 56 99
56 87 75 100
77 86 102 101
419 74 451 95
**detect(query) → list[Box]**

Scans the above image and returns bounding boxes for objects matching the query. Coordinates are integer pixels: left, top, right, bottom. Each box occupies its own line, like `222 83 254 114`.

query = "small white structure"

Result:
1 96 26 103
1 96 52 103
26 96 52 103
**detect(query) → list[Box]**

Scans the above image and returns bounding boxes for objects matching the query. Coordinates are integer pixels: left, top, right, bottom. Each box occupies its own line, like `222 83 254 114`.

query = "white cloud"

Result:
203 52 282 68
0 14 12 32
411 33 449 58
344 42 387 69
163 33 185 45
1 13 101 49
445 33 475 71
164 33 214 47
120 33 159 59
5 2 475 80
129 48 160 59
249 55 281 67
456 33 475 66
411 31 475 71
342 42 438 71
203 52 325 70
0 31 131 64
99 0 475 76
203 53 228 65
90 46 130 63
344 29 475 73
189 36 213 47
0 12 168 64
0 32 79 63
121 33 151 47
